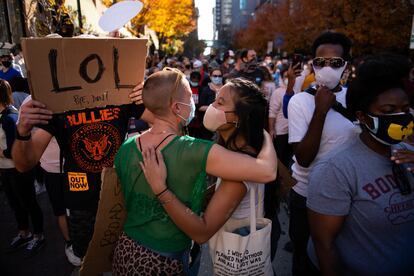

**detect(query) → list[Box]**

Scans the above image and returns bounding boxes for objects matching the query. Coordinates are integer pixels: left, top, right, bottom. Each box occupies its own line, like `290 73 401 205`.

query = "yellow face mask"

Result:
388 121 414 141
367 112 414 145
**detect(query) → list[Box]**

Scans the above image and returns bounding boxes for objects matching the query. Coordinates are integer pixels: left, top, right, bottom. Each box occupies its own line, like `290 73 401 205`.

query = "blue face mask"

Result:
176 97 196 126
190 80 199 87
211 77 223 85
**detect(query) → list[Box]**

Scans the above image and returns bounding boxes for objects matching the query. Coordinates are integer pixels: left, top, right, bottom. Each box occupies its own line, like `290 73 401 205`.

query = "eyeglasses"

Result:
211 75 222 78
392 162 412 195
312 57 346 68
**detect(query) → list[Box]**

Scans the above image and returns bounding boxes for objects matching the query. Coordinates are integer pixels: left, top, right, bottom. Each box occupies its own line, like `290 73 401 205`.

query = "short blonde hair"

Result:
142 67 186 116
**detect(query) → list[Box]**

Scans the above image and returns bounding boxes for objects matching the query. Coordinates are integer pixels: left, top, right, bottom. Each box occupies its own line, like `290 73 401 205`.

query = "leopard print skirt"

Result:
112 232 184 276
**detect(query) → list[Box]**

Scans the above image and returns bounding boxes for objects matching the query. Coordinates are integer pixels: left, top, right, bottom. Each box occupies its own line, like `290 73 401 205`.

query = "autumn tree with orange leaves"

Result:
102 0 196 54
235 0 414 57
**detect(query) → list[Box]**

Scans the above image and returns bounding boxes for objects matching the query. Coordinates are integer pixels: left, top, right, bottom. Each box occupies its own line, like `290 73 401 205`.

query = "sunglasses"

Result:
211 75 222 78
312 57 346 69
392 162 412 195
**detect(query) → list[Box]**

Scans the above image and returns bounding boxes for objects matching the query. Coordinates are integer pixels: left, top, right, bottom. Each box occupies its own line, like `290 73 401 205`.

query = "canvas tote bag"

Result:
208 185 273 276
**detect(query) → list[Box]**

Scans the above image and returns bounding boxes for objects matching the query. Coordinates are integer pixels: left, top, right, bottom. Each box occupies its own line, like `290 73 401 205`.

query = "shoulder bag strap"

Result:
257 185 264 219
249 185 257 234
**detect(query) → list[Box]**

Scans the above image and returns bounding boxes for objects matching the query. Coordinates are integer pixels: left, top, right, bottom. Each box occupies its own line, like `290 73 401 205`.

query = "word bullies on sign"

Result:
21 37 148 113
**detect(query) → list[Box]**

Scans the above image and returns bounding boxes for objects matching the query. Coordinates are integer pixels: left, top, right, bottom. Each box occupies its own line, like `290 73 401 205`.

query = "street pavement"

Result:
0 184 292 276
273 202 293 276
0 185 74 276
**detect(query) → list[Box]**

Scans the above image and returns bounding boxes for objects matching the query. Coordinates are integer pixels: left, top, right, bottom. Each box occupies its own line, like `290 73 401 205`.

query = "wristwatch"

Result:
15 129 31 141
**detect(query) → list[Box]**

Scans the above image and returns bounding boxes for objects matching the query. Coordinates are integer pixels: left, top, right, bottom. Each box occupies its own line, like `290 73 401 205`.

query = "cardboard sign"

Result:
80 168 126 276
21 37 148 113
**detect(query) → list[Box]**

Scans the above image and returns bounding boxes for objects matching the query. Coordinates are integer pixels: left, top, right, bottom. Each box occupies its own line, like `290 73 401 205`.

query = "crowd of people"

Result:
1 30 414 276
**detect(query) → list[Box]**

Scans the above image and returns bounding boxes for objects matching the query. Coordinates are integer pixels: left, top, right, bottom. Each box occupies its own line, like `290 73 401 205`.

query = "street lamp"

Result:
76 0 83 31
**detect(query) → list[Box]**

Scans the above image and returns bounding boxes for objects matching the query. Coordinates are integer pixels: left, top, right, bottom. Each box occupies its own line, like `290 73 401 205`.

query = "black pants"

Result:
289 189 319 276
2 168 43 234
68 208 97 258
44 172 66 216
264 134 292 261
264 181 281 261
274 134 293 168
269 211 281 261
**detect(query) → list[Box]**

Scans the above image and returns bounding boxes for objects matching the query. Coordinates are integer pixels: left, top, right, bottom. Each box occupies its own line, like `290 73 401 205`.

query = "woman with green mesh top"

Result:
112 68 277 275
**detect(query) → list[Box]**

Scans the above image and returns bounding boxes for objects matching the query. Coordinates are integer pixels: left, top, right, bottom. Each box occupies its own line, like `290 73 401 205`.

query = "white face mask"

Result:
313 63 347 90
176 97 196 126
203 104 236 131
283 78 289 87
228 58 235 64
189 80 199 87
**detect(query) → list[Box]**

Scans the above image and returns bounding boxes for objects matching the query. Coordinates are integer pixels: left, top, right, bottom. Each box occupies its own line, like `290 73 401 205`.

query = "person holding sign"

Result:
12 84 145 265
112 69 277 275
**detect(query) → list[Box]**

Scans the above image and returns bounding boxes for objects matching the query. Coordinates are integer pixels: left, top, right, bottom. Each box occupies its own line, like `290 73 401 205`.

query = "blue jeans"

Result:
233 225 265 236
152 246 192 275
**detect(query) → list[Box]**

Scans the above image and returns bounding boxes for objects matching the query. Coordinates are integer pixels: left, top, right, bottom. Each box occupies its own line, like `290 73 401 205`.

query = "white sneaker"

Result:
65 244 82 266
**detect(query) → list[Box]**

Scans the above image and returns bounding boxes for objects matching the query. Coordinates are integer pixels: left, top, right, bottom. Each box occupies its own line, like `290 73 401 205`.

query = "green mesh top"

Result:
115 135 214 252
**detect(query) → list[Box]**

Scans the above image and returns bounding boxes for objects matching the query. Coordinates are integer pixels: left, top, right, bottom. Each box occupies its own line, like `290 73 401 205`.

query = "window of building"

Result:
240 0 247 10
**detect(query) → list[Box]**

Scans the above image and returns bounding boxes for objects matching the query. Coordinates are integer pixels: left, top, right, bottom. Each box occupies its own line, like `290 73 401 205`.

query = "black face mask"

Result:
241 60 257 73
1 61 11 68
365 112 414 145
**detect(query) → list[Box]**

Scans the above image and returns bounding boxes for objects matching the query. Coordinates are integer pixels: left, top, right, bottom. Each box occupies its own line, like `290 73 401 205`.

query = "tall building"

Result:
214 0 261 49
183 3 200 57
214 0 232 48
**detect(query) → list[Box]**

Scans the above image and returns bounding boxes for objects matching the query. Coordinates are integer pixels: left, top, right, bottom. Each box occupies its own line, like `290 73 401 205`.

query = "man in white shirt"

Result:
287 32 357 276
269 65 300 167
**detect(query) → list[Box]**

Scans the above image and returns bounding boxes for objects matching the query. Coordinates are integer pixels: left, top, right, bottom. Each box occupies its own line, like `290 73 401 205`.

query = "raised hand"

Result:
129 82 144 105
314 85 336 115
285 63 302 95
17 99 53 136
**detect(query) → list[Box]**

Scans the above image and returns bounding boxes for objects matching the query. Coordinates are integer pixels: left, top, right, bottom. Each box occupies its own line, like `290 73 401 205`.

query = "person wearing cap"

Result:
193 60 203 72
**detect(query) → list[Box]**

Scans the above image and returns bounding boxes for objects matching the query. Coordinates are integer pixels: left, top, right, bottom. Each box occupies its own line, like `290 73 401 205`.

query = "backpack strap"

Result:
305 87 354 122
7 105 19 115
0 106 19 125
